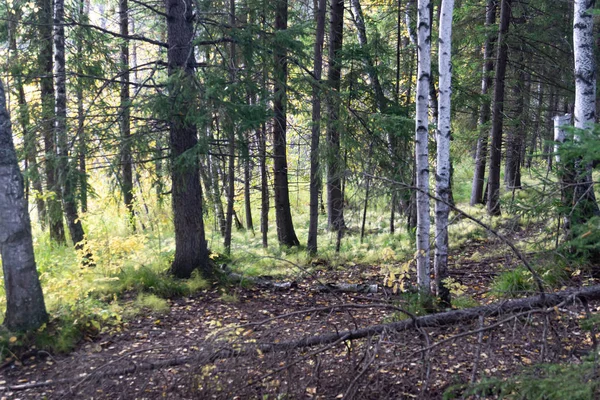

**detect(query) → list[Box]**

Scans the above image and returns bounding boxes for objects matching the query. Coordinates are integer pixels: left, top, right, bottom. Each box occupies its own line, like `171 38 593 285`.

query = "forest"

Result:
1 0 600 398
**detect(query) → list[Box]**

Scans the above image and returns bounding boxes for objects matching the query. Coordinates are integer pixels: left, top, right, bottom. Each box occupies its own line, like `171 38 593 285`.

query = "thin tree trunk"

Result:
258 120 269 248
244 135 254 233
120 0 135 230
544 86 556 170
166 0 211 279
0 81 49 332
38 0 66 244
504 63 524 190
307 0 327 254
434 0 454 307
486 0 511 216
224 0 237 254
76 0 87 214
326 0 346 232
55 0 86 247
415 0 432 294
470 0 496 206
526 82 543 169
272 0 299 246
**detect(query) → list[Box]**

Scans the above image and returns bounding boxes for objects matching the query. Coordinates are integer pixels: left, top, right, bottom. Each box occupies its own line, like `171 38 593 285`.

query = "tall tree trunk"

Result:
224 0 237 253
570 0 600 223
76 0 88 214
326 0 346 232
272 0 299 246
307 0 327 254
55 0 86 247
38 0 66 244
166 0 211 279
415 0 431 294
0 81 49 332
470 0 496 206
486 0 511 216
120 0 135 230
434 0 454 307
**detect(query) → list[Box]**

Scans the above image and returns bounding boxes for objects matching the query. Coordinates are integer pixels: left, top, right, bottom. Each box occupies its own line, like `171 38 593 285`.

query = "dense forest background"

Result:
1 0 600 398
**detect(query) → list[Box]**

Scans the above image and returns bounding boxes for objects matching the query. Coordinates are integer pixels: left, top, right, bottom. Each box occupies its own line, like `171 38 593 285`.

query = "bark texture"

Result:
37 0 66 243
434 0 454 306
307 0 327 254
120 0 135 229
571 0 600 221
0 81 49 332
326 0 346 232
166 0 211 279
486 0 511 216
55 0 86 247
272 0 300 246
415 0 432 293
470 0 496 206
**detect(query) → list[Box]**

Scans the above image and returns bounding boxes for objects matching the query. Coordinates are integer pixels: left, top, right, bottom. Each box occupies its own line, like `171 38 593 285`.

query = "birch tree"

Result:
434 0 454 306
0 81 48 332
415 0 431 294
570 0 600 223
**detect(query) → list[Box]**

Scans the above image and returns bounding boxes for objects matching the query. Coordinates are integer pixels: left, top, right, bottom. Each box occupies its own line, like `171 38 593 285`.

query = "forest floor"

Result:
2 223 600 399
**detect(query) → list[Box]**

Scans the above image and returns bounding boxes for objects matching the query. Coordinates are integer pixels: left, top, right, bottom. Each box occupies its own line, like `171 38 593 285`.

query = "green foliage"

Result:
445 361 600 400
491 267 536 297
112 265 188 299
134 293 170 314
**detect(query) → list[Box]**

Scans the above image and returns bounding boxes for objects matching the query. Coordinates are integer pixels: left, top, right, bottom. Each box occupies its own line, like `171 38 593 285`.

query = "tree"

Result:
224 0 237 254
37 0 66 243
434 0 454 306
54 0 86 247
166 0 211 279
307 0 327 254
568 0 600 224
326 0 346 232
470 0 496 206
272 0 300 246
415 0 431 294
120 0 135 229
0 81 48 332
486 0 512 216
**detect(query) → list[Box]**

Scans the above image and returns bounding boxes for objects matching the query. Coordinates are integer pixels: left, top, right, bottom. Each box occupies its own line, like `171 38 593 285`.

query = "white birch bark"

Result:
415 0 431 293
434 0 454 304
571 0 600 220
0 81 49 331
553 114 571 163
574 0 596 132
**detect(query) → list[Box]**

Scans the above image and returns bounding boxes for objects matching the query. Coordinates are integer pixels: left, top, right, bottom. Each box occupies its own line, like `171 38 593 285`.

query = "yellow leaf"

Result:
9 337 17 344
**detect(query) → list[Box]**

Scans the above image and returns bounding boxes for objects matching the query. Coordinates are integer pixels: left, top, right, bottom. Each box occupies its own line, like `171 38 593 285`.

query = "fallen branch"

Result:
6 284 600 392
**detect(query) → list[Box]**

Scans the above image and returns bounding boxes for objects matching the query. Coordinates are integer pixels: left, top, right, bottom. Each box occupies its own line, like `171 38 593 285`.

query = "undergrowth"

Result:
445 360 600 400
